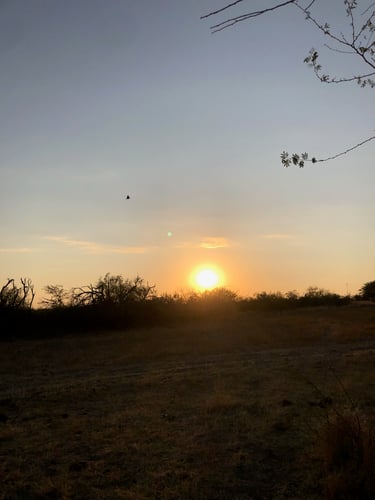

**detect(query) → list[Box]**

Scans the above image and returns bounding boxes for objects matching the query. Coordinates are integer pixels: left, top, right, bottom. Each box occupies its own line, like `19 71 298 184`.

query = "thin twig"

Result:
362 2 375 16
200 0 245 19
204 0 297 32
314 134 375 162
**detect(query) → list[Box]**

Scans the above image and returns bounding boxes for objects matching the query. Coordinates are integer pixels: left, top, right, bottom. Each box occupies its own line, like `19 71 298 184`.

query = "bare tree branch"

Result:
200 0 245 19
0 277 35 309
362 2 375 15
202 1 375 165
315 134 375 162
201 0 297 33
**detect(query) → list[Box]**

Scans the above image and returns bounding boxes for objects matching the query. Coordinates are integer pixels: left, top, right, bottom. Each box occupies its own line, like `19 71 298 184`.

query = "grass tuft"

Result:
318 411 375 499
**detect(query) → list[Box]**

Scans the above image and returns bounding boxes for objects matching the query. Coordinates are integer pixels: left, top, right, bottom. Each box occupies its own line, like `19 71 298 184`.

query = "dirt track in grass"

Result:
1 306 375 499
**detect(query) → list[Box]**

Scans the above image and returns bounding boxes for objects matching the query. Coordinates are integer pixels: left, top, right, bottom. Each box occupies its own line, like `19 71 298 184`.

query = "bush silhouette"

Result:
359 280 375 301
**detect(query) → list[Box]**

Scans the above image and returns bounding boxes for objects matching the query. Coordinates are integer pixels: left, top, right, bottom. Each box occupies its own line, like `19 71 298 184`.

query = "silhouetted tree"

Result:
41 284 70 308
359 280 375 300
0 278 35 310
71 273 156 307
300 286 342 306
202 1 375 166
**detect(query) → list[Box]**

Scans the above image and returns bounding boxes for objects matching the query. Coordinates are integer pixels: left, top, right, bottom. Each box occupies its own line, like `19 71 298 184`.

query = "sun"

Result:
194 267 221 291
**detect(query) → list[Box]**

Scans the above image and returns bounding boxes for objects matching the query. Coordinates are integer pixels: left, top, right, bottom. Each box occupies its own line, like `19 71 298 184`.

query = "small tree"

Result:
359 280 375 300
71 273 156 307
300 286 342 306
41 284 70 308
0 278 35 310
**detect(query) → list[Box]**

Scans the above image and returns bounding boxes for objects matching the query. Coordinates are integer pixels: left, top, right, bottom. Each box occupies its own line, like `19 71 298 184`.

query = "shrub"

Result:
359 281 375 301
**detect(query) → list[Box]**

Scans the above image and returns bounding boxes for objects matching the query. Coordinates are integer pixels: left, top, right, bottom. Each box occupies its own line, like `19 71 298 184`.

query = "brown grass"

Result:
1 305 375 499
317 411 375 499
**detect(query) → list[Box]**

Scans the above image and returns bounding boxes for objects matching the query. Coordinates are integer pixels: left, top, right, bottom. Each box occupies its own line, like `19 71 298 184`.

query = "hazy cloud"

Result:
199 237 231 249
260 233 295 240
43 236 148 254
0 247 34 253
175 236 232 249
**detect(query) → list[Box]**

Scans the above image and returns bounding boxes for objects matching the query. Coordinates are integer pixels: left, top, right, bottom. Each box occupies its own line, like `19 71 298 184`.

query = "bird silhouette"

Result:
126 195 130 199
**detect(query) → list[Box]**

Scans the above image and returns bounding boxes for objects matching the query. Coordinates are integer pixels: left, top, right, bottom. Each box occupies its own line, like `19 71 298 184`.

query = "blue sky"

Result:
1 0 374 302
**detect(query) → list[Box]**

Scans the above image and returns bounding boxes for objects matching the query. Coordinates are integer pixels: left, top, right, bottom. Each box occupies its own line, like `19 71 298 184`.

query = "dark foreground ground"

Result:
1 306 375 499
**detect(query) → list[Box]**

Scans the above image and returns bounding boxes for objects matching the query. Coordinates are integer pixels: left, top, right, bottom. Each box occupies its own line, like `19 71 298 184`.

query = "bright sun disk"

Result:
195 268 220 290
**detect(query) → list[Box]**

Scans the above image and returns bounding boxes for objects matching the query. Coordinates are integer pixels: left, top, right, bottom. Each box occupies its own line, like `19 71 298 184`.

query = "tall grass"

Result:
319 410 375 499
299 364 375 499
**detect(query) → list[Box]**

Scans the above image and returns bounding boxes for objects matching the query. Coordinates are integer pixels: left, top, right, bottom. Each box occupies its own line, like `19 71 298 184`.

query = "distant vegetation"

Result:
1 273 374 339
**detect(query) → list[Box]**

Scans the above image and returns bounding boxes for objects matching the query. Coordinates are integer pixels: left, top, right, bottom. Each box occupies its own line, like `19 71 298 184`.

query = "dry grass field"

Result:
1 305 375 499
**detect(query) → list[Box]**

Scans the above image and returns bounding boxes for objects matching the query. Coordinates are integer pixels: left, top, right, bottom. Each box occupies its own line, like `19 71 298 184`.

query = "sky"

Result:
0 0 374 304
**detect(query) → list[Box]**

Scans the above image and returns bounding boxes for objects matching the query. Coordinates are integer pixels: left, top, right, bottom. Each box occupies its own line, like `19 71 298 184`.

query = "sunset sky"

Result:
1 0 374 303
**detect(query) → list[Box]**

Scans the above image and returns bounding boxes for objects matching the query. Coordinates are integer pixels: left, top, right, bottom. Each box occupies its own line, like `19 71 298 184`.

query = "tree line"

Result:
1 273 374 339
